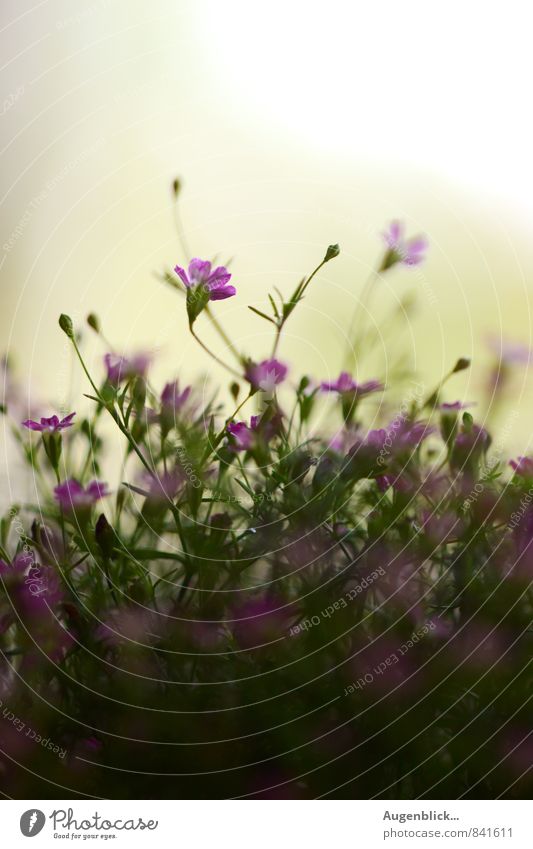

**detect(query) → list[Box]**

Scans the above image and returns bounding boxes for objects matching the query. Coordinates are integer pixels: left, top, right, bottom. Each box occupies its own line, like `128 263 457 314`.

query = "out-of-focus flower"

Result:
322 374 383 424
340 429 388 480
158 380 192 434
395 420 435 449
140 470 184 505
439 401 474 412
54 479 110 511
419 509 462 548
227 412 282 452
439 403 473 443
487 336 533 365
0 552 35 588
230 596 292 650
161 380 191 413
95 607 157 647
244 359 288 394
104 352 151 385
451 423 490 471
227 419 257 451
31 521 66 562
509 456 533 478
376 471 416 493
381 220 428 269
321 373 383 397
1 557 72 663
22 412 76 433
174 259 236 300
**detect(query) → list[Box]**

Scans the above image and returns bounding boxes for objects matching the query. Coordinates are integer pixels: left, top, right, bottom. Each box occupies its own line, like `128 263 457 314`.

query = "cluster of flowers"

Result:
0 213 531 801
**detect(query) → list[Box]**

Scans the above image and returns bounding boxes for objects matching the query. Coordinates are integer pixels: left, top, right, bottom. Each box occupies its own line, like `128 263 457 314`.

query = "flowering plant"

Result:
0 195 531 800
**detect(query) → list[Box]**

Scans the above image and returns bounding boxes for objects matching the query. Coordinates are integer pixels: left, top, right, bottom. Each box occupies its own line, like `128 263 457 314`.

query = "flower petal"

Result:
208 284 236 301
174 265 191 287
188 258 212 284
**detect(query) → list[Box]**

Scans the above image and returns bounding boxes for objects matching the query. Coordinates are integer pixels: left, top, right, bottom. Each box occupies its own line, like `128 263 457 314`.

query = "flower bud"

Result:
58 314 74 338
87 313 100 333
452 357 470 373
324 244 340 262
95 513 115 559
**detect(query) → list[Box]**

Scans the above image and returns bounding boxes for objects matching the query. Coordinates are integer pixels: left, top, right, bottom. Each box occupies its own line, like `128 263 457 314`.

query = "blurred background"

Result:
1 0 533 460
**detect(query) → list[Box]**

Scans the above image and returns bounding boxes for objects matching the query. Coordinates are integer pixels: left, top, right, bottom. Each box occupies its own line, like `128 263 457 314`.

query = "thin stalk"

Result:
190 326 242 380
205 306 244 366
343 268 379 370
271 255 330 358
70 336 155 478
202 389 254 463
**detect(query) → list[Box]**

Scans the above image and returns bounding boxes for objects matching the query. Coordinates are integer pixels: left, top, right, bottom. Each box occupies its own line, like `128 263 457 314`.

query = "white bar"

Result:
0 799 531 847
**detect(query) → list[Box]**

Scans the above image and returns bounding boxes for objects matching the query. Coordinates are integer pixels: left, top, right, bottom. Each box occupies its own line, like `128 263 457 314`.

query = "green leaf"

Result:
247 306 277 326
268 294 280 319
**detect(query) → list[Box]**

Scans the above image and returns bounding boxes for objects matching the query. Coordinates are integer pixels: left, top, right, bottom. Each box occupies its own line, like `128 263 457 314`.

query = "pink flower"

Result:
321 373 383 397
227 413 281 451
158 380 193 434
381 220 428 268
487 335 533 365
439 401 474 412
0 552 35 587
174 258 236 301
161 380 191 412
227 420 254 451
230 597 292 650
244 359 288 393
104 352 151 385
145 470 184 503
54 479 110 511
22 412 76 433
510 456 533 478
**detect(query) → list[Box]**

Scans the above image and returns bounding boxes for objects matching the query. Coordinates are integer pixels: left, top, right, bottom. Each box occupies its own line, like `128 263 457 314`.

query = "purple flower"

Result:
227 418 258 451
487 335 533 365
395 420 435 449
321 372 383 397
227 413 281 451
158 380 192 434
54 479 110 511
244 359 288 393
381 220 428 268
0 551 35 585
161 380 191 412
454 424 489 451
22 412 76 433
145 470 184 503
510 456 533 478
439 401 475 412
451 423 490 472
104 352 151 385
174 258 236 301
230 597 292 650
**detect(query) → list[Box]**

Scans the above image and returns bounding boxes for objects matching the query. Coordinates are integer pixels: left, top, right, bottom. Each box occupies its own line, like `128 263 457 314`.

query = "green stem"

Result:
70 336 155 478
190 326 242 379
343 268 378 370
205 306 244 366
202 389 254 463
271 257 328 358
